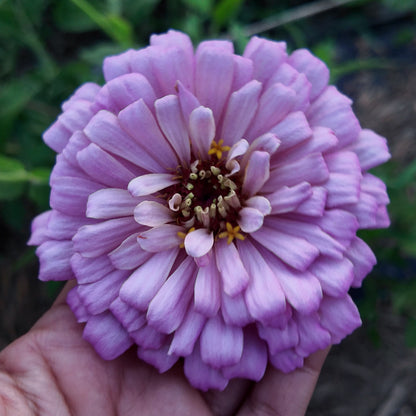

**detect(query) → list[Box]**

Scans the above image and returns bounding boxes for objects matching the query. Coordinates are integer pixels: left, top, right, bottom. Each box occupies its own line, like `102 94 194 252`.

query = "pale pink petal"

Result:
128 173 178 197
242 150 270 196
243 37 287 84
237 207 265 233
231 55 253 91
267 217 345 259
200 315 243 368
87 188 138 219
258 320 299 355
118 99 178 170
294 187 327 217
84 110 163 172
119 248 178 310
77 269 128 315
345 237 377 287
270 111 313 153
267 182 312 214
307 86 360 147
94 73 156 114
50 176 102 216
77 143 136 188
67 286 90 323
221 80 262 146
189 106 216 159
28 211 52 245
62 82 100 111
263 153 329 192
195 47 234 125
36 240 74 281
137 224 183 252
134 200 172 227
222 327 267 381
351 129 390 170
155 95 191 164
73 217 138 258
184 343 228 391
137 344 179 373
259 247 323 314
246 83 296 140
269 348 304 373
130 325 166 349
215 239 249 297
184 228 214 258
295 313 331 357
71 252 114 284
147 257 196 333
46 211 95 240
238 239 286 324
108 234 152 270
194 255 221 317
244 196 271 215
288 49 329 100
83 312 133 360
109 298 146 332
103 49 134 81
310 256 354 297
251 224 319 271
61 131 90 164
43 120 72 153
176 81 201 123
221 292 253 327
319 295 362 344
168 307 206 356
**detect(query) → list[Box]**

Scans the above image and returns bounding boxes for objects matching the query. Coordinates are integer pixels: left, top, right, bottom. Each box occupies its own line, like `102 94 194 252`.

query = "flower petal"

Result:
200 315 243 368
36 240 74 281
147 257 196 333
109 298 146 332
108 234 152 270
189 106 216 159
221 80 262 146
71 252 114 284
128 173 178 197
155 95 191 164
251 224 319 271
268 182 312 215
137 224 183 252
134 200 172 227
258 320 299 355
242 150 270 196
215 239 249 297
77 143 136 188
137 344 179 373
119 248 178 310
83 312 133 360
73 217 139 258
184 228 214 258
238 207 265 233
87 188 138 219
194 254 221 317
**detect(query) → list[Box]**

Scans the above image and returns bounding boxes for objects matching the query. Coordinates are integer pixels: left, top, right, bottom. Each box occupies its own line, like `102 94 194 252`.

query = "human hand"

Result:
0 282 328 416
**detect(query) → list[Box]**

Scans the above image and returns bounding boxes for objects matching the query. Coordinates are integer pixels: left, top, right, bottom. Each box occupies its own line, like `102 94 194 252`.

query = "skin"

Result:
0 282 329 416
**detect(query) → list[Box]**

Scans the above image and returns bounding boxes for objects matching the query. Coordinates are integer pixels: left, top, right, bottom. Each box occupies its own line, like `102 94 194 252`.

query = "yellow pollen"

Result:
208 139 231 160
177 227 195 248
218 222 245 245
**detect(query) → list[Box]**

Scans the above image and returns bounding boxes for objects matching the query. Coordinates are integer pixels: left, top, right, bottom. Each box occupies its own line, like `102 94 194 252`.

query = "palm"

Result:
0 284 328 416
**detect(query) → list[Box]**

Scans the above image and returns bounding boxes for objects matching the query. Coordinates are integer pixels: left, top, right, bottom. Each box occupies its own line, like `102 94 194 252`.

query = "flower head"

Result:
29 30 390 390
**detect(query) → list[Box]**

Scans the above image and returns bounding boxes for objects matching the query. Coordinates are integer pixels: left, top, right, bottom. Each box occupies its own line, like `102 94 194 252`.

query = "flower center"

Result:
165 140 245 241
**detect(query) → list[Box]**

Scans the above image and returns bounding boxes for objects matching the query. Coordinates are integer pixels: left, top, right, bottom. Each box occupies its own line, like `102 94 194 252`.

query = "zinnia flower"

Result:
29 30 390 390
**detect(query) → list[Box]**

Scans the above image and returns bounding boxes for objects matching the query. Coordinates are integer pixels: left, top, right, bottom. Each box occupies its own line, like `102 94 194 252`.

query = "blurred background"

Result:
1 0 416 414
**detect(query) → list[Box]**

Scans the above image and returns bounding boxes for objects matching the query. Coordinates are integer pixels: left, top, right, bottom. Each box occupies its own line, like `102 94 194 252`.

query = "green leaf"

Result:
28 167 51 210
181 0 213 15
0 155 29 200
405 317 416 348
213 0 245 28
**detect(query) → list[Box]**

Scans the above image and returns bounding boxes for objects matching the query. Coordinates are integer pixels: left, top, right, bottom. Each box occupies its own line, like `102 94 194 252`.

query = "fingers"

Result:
203 378 253 416
237 347 330 416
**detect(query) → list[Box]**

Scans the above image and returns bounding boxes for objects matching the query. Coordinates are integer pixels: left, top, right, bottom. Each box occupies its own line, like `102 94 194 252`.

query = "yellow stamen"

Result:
218 222 245 245
208 139 231 160
177 227 195 248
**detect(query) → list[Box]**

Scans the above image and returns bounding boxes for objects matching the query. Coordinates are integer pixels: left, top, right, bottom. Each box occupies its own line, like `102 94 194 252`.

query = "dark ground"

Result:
1 13 416 416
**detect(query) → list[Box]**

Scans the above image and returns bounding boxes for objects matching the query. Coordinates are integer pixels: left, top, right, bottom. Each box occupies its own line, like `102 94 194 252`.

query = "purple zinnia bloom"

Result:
29 30 390 390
